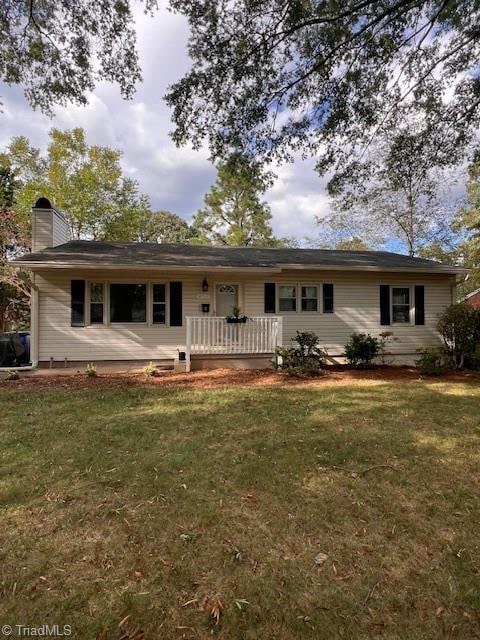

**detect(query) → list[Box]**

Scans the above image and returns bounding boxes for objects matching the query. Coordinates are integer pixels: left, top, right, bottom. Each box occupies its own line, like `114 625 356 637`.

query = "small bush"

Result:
437 303 480 369
415 348 449 376
465 345 480 371
143 361 157 377
274 331 326 377
85 363 97 378
5 370 20 381
344 333 380 368
378 331 397 365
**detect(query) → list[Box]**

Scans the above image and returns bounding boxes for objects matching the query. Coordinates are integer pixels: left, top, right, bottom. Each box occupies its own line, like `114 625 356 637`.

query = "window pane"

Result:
279 286 296 299
153 284 165 303
110 284 146 323
153 304 166 324
279 285 296 312
279 298 296 312
392 306 410 323
392 287 409 305
302 298 318 312
90 303 104 324
302 286 317 299
90 282 104 303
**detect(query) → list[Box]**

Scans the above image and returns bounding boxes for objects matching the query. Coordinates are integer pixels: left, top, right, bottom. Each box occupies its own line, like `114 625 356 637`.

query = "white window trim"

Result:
86 281 106 326
277 283 298 314
390 285 414 325
300 283 320 313
86 281 171 327
275 283 330 314
151 282 169 326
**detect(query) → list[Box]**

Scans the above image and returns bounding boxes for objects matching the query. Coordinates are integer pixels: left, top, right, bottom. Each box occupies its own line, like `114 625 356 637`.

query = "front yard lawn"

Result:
1 378 479 639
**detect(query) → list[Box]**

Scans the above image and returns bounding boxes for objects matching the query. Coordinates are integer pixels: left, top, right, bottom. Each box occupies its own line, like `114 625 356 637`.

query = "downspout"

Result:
30 272 39 367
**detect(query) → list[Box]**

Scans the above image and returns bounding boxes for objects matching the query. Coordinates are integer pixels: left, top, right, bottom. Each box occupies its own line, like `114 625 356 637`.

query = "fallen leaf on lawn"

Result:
314 552 328 566
436 607 445 617
133 570 143 579
200 594 224 625
98 625 109 640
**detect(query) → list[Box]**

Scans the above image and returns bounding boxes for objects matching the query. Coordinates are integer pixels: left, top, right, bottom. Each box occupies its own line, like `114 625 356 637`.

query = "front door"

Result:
215 284 239 316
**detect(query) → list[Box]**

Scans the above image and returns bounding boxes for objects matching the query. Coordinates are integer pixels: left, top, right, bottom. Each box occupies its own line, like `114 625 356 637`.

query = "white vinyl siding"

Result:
34 268 455 363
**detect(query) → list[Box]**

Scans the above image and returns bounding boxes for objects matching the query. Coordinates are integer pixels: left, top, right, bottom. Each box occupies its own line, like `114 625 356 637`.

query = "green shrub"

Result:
143 361 157 377
344 333 380 368
5 370 20 381
415 348 449 375
273 331 326 377
85 363 98 378
437 303 480 369
465 345 480 371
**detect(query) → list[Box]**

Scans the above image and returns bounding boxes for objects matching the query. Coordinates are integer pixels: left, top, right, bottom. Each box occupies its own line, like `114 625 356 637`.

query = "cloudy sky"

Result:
0 2 331 244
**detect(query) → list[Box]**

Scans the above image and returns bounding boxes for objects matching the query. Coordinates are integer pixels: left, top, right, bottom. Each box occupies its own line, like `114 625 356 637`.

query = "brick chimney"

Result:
31 197 69 252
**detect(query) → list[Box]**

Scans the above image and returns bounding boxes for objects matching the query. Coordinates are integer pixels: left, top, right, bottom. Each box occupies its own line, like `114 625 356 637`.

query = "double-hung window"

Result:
279 285 297 312
392 287 411 323
301 285 318 312
90 282 105 324
152 284 166 324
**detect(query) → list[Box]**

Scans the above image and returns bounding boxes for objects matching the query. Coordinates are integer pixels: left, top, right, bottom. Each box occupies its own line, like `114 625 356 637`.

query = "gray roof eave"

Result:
11 259 468 275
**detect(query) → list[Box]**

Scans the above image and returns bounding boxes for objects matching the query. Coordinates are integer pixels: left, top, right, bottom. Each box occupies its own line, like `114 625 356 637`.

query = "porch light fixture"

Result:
201 278 209 292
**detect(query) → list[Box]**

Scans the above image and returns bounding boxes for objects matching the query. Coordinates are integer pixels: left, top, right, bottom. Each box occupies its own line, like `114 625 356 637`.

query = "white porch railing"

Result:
185 316 283 371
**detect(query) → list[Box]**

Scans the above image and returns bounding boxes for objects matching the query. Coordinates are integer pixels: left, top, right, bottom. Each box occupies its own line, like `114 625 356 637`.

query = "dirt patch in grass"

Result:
0 365 476 390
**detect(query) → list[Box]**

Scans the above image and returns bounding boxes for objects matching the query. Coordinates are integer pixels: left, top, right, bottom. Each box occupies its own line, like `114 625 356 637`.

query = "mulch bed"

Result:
0 365 477 390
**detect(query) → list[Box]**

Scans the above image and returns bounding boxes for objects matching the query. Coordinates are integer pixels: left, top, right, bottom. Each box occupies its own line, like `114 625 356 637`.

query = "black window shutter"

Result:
170 281 182 326
415 285 425 325
323 283 334 313
71 280 85 327
380 285 390 325
264 283 276 313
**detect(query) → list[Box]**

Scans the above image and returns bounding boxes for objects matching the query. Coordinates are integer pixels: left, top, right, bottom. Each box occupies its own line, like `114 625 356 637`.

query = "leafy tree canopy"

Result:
0 166 30 331
167 1 480 181
1 128 150 241
1 0 157 112
192 153 284 247
138 210 197 244
454 157 480 294
317 129 457 256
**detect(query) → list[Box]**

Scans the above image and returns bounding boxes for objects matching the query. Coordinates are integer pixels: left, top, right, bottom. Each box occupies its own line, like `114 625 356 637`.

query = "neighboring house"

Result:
13 199 467 370
465 287 480 309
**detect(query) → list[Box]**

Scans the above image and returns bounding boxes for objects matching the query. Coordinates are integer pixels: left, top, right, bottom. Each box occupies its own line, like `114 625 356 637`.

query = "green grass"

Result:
1 379 480 639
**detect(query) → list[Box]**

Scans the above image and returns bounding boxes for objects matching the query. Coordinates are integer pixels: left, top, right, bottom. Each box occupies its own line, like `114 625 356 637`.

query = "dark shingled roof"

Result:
14 240 464 273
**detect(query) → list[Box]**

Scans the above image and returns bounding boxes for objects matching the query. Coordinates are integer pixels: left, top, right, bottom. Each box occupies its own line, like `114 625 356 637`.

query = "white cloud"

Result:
0 2 327 240
267 158 330 240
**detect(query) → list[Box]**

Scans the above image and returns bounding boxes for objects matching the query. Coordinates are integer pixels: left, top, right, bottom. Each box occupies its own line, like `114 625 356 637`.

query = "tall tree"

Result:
0 166 30 331
318 131 456 256
167 1 480 183
454 157 480 293
3 129 151 241
138 211 197 244
192 153 281 247
1 0 157 113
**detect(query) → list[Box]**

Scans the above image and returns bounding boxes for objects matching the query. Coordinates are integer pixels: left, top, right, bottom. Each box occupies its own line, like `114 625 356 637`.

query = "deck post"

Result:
185 316 192 372
276 316 283 348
